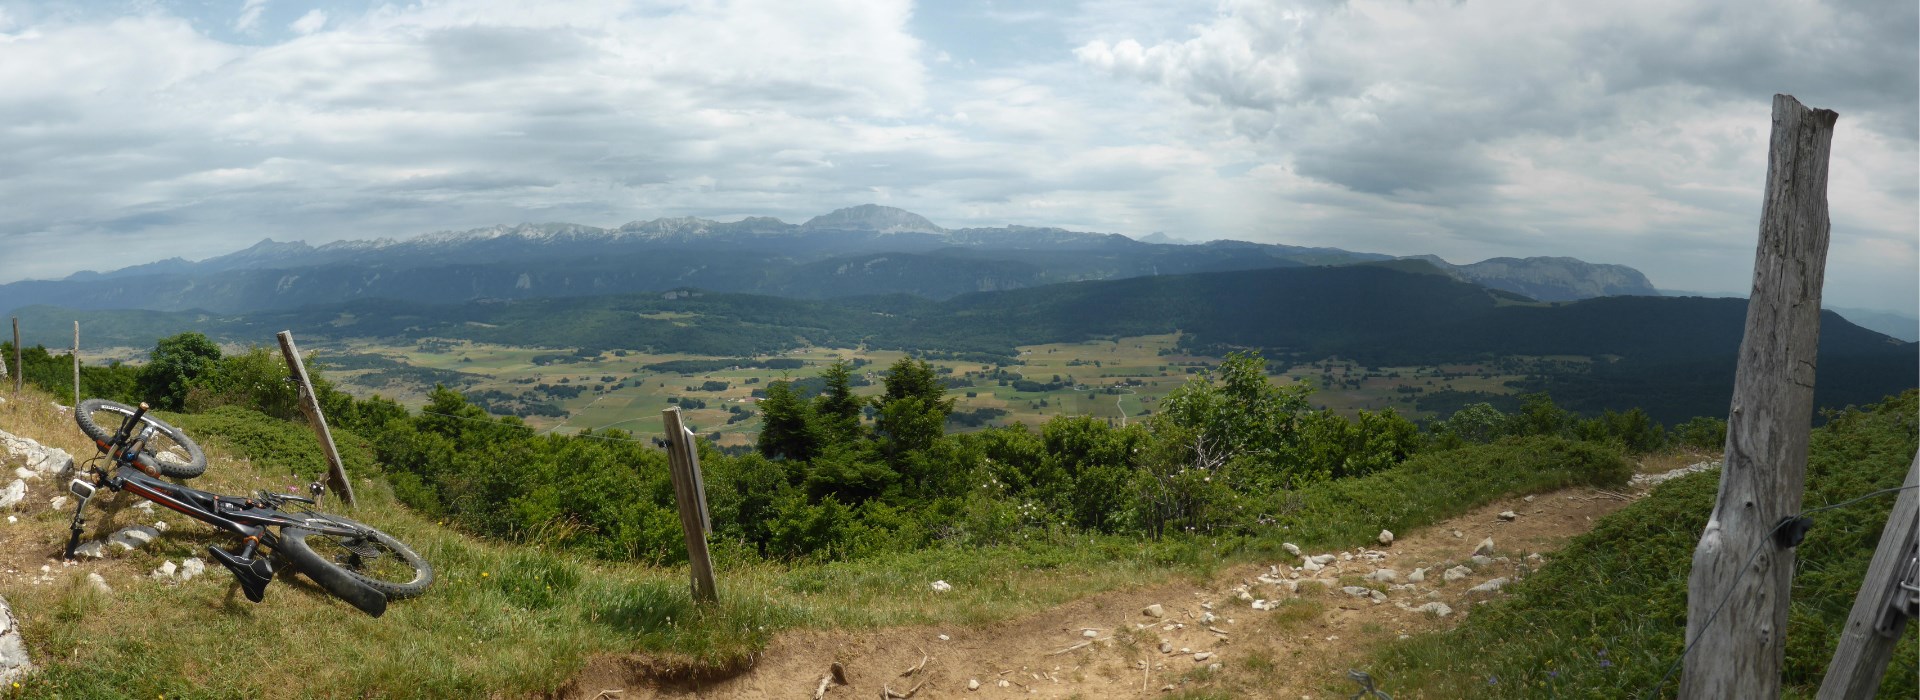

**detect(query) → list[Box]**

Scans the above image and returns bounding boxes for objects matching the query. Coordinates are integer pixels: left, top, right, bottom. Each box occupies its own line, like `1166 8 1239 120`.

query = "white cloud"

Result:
0 0 1911 314
1074 0 1917 311
289 9 326 35
233 0 269 33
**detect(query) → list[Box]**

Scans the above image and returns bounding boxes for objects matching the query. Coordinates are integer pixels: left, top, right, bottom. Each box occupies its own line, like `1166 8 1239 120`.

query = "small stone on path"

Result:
1497 511 1517 521
1377 530 1394 546
1142 604 1164 618
1473 537 1495 556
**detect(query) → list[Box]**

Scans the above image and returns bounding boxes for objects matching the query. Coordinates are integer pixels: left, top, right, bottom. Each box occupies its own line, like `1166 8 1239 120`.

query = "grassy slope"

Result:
1 386 1626 699
1369 390 1919 699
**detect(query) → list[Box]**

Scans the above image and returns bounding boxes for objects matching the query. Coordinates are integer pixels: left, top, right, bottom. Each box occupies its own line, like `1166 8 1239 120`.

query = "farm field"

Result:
305 333 1539 445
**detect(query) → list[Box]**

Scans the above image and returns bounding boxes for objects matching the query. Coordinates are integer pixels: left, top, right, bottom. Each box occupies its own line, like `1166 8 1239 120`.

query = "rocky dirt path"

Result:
562 464 1707 700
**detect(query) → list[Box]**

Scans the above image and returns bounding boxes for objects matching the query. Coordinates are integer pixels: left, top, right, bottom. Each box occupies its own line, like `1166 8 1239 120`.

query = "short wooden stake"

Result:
1817 451 1919 699
276 331 356 507
662 407 717 605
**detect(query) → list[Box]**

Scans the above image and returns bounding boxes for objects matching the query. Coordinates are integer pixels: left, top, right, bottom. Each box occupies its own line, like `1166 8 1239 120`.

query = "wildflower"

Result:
1599 659 1613 668
481 571 489 578
1547 670 1559 678
1487 675 1498 685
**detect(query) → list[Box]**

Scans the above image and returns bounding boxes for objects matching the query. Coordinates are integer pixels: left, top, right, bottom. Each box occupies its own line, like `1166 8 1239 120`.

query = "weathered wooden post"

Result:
1816 452 1919 699
662 407 717 605
10 317 18 396
275 331 356 507
1680 94 1838 699
72 322 80 405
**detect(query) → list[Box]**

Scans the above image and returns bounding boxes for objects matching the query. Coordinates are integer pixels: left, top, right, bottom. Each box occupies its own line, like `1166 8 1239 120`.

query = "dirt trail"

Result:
562 477 1670 700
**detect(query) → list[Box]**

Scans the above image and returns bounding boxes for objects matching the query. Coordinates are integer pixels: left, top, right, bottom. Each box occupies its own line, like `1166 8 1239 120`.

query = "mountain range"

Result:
0 205 1660 316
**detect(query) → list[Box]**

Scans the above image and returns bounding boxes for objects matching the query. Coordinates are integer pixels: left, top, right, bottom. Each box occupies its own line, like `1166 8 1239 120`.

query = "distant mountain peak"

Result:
802 204 943 234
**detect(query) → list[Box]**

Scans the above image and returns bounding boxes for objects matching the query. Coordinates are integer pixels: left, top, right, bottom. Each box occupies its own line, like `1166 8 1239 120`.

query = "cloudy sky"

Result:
0 0 1913 312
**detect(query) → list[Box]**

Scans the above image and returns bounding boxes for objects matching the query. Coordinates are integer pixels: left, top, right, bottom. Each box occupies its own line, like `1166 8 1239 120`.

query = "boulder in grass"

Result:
1377 530 1394 546
108 525 161 551
0 595 32 683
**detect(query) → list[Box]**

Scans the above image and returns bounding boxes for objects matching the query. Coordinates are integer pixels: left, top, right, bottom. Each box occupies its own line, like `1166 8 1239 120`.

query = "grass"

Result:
1363 390 1919 699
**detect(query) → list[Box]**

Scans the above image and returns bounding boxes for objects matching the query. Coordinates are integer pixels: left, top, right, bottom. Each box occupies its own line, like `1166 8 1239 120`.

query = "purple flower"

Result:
1548 670 1559 678
1599 659 1613 668
1488 675 1498 685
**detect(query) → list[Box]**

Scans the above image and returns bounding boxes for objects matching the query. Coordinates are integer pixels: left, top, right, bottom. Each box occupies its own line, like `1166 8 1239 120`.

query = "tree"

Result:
812 361 862 444
756 379 821 462
136 332 222 410
871 357 954 462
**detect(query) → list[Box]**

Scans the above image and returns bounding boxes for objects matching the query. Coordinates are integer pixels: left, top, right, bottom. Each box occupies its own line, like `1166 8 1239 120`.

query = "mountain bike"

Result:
61 399 433 617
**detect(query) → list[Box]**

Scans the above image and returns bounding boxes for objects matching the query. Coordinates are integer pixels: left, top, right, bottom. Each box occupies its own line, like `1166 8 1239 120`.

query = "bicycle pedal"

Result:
209 545 274 603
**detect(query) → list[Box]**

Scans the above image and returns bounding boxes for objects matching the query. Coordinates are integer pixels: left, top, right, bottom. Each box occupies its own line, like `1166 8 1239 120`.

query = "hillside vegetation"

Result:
1372 390 1919 698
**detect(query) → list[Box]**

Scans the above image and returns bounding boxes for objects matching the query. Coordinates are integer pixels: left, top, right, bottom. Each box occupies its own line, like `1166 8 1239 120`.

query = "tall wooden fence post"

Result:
1816 452 1919 699
662 407 717 605
1680 94 1838 699
72 321 80 405
275 331 356 508
10 317 19 396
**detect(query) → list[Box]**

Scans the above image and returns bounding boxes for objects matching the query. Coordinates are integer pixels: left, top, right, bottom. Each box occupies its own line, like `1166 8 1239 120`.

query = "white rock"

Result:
1443 565 1472 583
0 480 24 510
1407 568 1426 583
108 525 161 551
1467 578 1510 596
1159 640 1173 654
930 580 952 593
1301 558 1323 572
1526 553 1544 565
1142 604 1165 618
1193 652 1212 662
1451 529 1463 538
1282 542 1301 557
0 595 32 683
937 634 950 641
133 501 154 514
1497 511 1518 521
1309 554 1336 565
1523 494 1536 502
1250 599 1270 611
12 468 32 481
86 572 111 596
997 679 1010 688
1370 590 1387 603
1377 530 1394 546
72 541 105 558
1341 586 1374 599
1470 555 1493 568
968 679 981 691
1082 629 1099 638
1208 662 1222 672
179 557 206 582
49 495 68 511
152 560 177 579
1473 537 1495 556
1339 552 1353 562
1417 602 1454 617
1368 569 1400 583
1200 612 1216 624
152 521 169 533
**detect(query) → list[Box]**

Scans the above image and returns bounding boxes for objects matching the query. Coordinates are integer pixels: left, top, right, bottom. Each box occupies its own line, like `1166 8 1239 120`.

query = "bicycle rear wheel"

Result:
279 515 433 600
73 398 208 479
